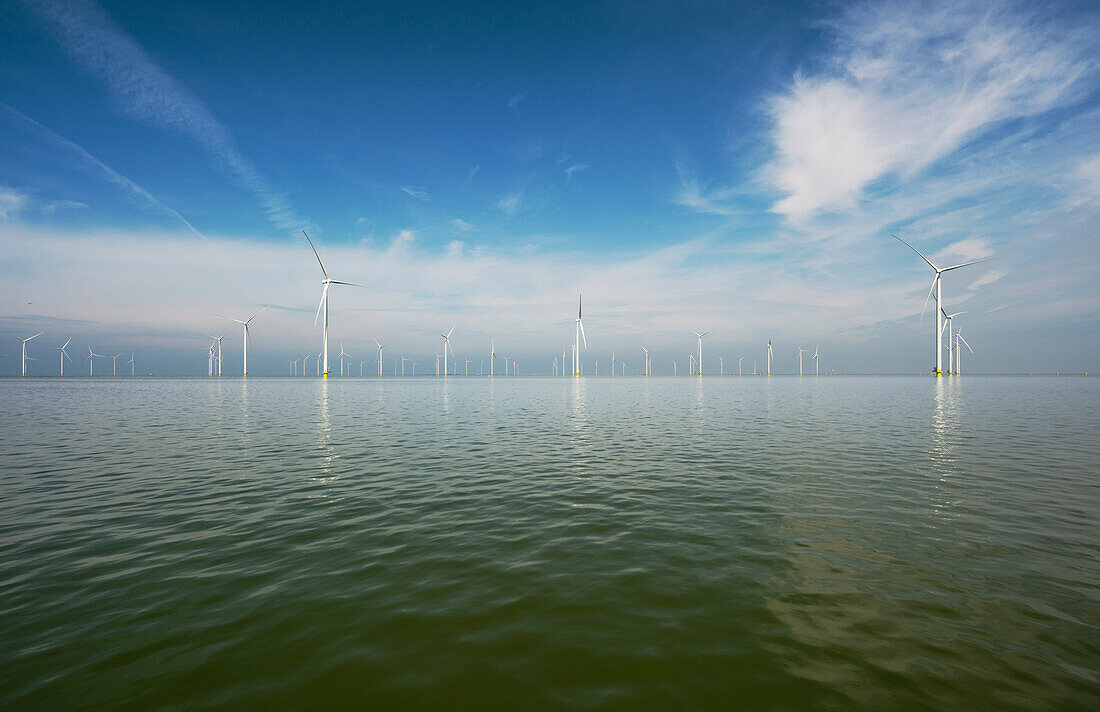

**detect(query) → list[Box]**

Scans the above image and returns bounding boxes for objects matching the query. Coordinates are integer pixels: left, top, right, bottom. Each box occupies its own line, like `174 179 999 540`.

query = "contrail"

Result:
0 102 208 240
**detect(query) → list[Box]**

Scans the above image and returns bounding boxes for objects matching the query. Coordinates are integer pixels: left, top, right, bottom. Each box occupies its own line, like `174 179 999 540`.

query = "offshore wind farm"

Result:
2 1 1099 711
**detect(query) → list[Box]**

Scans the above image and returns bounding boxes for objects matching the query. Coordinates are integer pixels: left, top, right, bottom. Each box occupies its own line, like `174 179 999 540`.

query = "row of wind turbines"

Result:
8 233 982 377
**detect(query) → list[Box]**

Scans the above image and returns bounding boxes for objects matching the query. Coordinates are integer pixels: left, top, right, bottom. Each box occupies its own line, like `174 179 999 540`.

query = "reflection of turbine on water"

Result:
315 377 339 483
929 378 963 520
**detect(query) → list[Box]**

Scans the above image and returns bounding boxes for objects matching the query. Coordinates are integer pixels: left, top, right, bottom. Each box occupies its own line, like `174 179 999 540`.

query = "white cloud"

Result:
0 187 28 221
497 193 524 215
507 93 528 111
25 0 305 231
1071 153 1100 207
565 163 589 181
400 186 430 201
765 0 1094 221
450 218 475 232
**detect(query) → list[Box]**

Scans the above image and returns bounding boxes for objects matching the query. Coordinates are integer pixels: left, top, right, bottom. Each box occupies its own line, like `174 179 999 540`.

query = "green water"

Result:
1 376 1097 710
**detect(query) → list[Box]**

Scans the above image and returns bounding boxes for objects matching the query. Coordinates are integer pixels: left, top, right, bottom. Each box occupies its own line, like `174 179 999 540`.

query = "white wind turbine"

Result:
439 326 456 376
719 356 724 376
128 352 135 376
359 360 367 376
813 346 819 376
692 331 709 375
611 351 616 376
640 346 650 376
955 331 974 375
372 338 386 376
13 332 44 377
87 346 104 376
303 230 363 378
338 344 351 376
796 346 806 376
894 234 994 377
206 342 215 376
573 295 587 376
111 352 124 376
766 340 773 376
553 356 558 376
216 307 268 376
738 356 744 376
207 333 227 376
56 337 72 376
940 309 966 375
464 357 470 376
490 341 495 377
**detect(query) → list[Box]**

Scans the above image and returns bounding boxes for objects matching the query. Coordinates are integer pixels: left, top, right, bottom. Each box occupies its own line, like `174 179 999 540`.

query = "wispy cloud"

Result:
0 102 206 238
0 187 28 221
764 0 1095 221
497 193 524 215
23 0 306 231
450 218 475 232
400 185 430 201
564 163 589 182
507 93 528 112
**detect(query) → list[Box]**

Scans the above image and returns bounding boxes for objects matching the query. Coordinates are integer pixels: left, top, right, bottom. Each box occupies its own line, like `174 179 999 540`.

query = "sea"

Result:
1 376 1097 710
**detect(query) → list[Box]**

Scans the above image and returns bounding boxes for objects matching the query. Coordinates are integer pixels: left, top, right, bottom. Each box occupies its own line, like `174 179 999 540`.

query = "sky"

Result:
1 0 1098 375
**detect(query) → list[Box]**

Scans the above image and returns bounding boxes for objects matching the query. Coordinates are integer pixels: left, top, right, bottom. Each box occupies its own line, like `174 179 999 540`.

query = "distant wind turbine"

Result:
87 346 104 376
112 352 124 376
216 307 268 376
692 331 709 375
128 352 135 376
796 346 806 376
13 331 44 377
894 234 995 377
640 346 650 376
956 331 974 375
738 356 744 376
767 340 773 376
208 333 227 376
303 230 363 377
439 326 456 376
573 295 586 376
372 338 385 376
338 344 351 376
813 346 819 376
941 309 966 375
56 337 72 376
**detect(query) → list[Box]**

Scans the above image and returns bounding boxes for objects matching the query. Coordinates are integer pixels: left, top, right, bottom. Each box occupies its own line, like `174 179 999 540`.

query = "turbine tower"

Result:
112 352 124 376
87 346 104 376
813 346 819 376
573 295 587 376
338 344 351 376
304 230 363 377
13 332 44 377
56 337 72 376
439 326 456 376
490 340 495 377
956 331 973 375
766 340 773 376
208 333 227 376
692 331 710 375
738 356 744 376
128 352 135 376
216 307 268 376
797 346 806 376
941 309 966 375
640 346 650 376
894 234 993 377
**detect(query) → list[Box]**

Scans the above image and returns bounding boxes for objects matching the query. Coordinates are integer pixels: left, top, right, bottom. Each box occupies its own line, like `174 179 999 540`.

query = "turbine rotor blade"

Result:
919 274 937 325
579 320 587 350
893 234 938 271
327 280 364 287
302 230 328 279
942 256 997 272
314 285 329 326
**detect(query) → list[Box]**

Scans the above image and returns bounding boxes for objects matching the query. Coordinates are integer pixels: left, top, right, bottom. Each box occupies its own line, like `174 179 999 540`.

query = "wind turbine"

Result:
573 295 587 376
435 353 440 376
56 337 72 376
13 332 44 376
797 346 806 376
207 342 215 376
338 344 351 376
439 326 455 376
303 230 363 378
553 357 558 376
941 309 966 375
766 340 773 376
87 346 104 376
208 333 227 376
956 331 973 375
719 356 724 376
359 360 367 376
894 234 994 377
112 352 124 376
692 331 709 375
216 306 268 376
738 356 744 376
611 351 616 377
640 346 650 376
490 341 495 377
128 352 135 376
813 346 819 376
372 338 385 376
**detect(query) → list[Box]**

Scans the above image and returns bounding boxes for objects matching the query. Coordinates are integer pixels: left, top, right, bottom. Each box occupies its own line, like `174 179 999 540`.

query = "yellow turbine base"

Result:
323 372 329 377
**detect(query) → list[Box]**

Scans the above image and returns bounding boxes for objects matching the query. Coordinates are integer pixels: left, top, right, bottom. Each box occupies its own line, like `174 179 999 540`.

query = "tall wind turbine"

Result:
87 346 104 376
894 234 994 377
573 295 587 376
112 352 124 376
13 332 44 377
208 333 227 376
640 346 650 376
692 331 710 375
611 351 616 377
941 309 966 375
766 340 773 376
439 326 455 376
738 356 744 376
813 346 819 376
490 341 495 377
796 346 806 376
372 338 385 376
719 356 724 376
56 337 72 376
216 307 268 376
128 352 135 376
303 230 363 378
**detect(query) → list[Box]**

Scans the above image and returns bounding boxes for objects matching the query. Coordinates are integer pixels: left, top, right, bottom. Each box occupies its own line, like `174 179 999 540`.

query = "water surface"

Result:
1 376 1097 710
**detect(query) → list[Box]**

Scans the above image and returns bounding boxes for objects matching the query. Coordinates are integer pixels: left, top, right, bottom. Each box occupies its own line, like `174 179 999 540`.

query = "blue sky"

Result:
1 0 1098 375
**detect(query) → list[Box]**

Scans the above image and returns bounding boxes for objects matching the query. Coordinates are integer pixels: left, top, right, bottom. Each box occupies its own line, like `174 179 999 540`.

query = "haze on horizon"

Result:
1 0 1098 375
